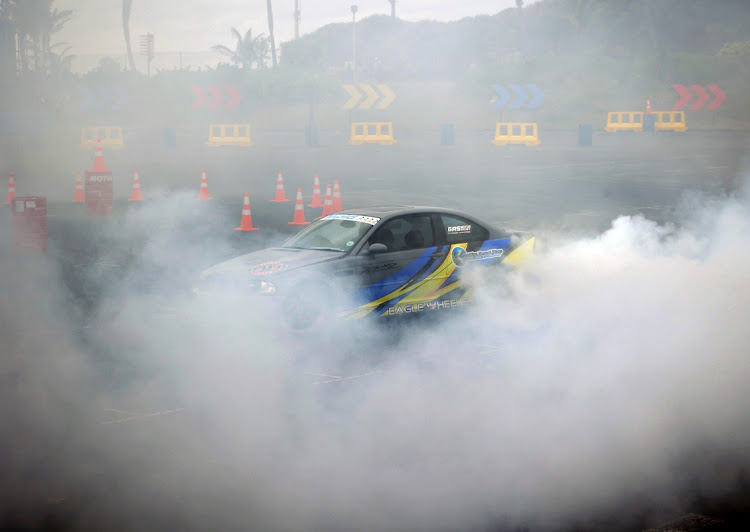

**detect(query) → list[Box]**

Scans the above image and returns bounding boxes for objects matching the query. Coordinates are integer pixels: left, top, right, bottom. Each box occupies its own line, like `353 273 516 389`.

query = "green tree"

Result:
45 41 72 76
0 0 15 78
9 0 71 73
718 40 750 78
212 27 270 70
516 0 528 53
9 0 38 72
563 0 598 34
92 56 122 74
41 6 71 70
718 41 750 57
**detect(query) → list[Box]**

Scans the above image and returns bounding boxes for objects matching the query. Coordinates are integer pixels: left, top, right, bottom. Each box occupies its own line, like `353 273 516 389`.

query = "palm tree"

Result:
0 0 16 77
45 41 72 76
9 0 71 73
9 0 39 73
122 0 136 72
41 6 71 70
212 27 269 70
266 0 277 67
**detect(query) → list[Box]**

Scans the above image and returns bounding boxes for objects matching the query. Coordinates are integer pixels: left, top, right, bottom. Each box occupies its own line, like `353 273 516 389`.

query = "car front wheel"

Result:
281 282 332 332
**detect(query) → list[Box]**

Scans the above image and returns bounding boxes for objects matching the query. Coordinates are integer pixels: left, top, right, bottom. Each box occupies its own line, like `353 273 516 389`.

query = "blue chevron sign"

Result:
507 84 525 109
491 84 545 110
491 85 511 110
525 84 545 109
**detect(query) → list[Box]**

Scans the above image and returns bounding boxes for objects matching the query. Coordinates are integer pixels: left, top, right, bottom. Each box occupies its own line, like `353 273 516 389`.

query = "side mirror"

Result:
367 243 388 254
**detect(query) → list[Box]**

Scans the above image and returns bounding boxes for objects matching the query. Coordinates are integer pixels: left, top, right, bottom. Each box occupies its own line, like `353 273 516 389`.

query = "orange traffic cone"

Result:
235 193 259 231
318 184 334 219
5 173 16 205
288 188 311 226
646 99 652 114
307 174 324 207
332 180 343 213
270 170 290 202
198 169 213 201
73 172 84 203
92 139 108 172
129 170 144 201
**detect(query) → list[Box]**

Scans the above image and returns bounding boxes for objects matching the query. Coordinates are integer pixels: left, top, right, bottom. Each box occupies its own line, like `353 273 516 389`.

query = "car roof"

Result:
335 205 473 218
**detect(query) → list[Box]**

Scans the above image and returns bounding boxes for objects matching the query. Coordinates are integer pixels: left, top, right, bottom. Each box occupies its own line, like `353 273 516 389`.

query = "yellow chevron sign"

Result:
343 85 362 109
342 84 396 110
375 84 396 109
360 84 379 109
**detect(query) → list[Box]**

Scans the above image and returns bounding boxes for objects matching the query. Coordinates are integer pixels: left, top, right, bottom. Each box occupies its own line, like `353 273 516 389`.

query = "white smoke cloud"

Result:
2 187 750 530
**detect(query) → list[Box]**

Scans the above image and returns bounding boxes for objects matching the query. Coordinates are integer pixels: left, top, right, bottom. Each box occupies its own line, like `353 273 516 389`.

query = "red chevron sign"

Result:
672 84 726 110
190 85 243 110
705 84 726 110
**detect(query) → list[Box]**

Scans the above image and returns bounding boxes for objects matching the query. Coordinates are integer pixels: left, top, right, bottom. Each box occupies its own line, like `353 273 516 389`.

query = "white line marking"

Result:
100 407 184 424
473 344 507 355
305 370 385 385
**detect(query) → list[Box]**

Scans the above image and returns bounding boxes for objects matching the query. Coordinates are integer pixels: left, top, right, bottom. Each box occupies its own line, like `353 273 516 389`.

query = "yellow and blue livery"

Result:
197 206 534 330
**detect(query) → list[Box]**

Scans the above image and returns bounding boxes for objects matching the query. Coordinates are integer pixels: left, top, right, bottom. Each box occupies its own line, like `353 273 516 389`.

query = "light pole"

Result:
294 0 300 39
351 5 358 84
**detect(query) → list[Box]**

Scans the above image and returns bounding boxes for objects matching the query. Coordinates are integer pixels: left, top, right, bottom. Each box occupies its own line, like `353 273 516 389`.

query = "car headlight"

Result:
259 281 277 294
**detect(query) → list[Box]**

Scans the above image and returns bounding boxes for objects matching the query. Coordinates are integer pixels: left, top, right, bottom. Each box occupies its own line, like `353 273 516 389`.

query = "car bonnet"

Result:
200 247 343 280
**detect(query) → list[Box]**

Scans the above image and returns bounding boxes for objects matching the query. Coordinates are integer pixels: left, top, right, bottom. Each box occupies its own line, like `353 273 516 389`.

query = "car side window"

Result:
441 215 489 244
369 215 434 252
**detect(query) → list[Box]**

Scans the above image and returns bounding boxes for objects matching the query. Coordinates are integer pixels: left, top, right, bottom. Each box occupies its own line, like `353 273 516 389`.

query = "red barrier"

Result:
12 197 47 252
84 171 113 215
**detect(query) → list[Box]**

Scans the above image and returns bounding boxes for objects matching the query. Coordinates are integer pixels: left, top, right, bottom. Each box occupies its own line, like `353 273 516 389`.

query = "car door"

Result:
435 214 508 304
349 214 448 318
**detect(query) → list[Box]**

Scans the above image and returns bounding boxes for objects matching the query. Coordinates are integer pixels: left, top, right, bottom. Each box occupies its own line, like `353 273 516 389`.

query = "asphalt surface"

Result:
1 129 749 531
4 128 747 225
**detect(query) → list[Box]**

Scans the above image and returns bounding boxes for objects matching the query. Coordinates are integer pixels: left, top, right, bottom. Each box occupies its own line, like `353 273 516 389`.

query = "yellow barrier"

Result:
80 126 125 150
206 124 253 147
605 112 643 132
349 122 396 145
654 111 688 132
492 123 541 146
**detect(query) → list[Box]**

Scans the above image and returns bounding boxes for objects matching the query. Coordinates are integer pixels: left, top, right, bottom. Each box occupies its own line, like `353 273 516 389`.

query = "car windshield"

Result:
282 215 380 252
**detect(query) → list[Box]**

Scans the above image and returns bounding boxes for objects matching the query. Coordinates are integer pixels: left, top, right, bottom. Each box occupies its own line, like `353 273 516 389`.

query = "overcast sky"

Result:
55 1 537 56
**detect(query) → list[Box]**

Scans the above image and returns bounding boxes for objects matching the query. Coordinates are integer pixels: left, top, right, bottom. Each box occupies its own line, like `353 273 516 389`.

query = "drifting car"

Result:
195 206 535 330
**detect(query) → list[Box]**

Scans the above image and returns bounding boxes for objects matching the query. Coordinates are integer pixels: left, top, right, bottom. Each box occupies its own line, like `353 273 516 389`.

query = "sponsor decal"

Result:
324 214 380 225
387 296 472 315
447 225 471 234
451 246 503 267
88 175 113 182
249 261 287 276
362 262 397 274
